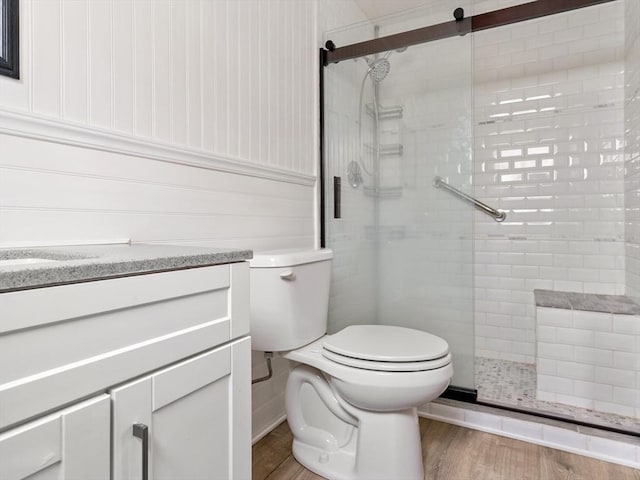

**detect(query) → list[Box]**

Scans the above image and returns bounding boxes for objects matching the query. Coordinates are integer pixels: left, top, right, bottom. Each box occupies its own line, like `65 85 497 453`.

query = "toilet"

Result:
249 248 453 480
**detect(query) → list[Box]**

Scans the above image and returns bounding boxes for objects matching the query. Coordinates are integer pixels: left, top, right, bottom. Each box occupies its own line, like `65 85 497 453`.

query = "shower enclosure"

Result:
323 0 475 391
322 0 639 435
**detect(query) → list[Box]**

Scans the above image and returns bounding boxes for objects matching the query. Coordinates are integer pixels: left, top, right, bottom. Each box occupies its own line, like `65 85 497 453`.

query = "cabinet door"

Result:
0 395 110 480
112 337 251 480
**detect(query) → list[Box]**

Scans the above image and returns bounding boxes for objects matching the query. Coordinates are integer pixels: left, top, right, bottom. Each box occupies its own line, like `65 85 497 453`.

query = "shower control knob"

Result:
325 40 336 51
453 7 464 21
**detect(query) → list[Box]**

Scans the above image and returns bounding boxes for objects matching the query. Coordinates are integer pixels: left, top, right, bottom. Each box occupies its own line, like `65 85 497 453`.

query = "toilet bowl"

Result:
249 249 453 480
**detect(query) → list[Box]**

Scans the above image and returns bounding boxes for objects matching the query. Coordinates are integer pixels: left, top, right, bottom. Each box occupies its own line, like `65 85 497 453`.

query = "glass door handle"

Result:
334 176 341 218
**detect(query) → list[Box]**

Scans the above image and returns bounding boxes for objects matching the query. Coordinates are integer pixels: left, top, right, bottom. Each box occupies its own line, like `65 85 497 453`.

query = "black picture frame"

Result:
0 0 19 79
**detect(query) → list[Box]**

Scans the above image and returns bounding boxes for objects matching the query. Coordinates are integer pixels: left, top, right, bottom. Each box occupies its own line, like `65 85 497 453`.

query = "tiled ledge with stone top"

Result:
534 290 640 419
534 290 640 315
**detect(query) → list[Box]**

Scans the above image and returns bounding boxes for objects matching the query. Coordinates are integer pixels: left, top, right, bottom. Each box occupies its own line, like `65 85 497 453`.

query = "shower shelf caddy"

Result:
364 102 405 198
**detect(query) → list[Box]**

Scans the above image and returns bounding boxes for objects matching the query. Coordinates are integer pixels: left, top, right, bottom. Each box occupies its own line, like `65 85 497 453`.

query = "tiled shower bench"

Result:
534 289 640 418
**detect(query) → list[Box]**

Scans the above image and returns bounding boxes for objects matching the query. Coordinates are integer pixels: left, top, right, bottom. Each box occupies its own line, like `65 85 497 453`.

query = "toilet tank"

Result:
249 248 333 352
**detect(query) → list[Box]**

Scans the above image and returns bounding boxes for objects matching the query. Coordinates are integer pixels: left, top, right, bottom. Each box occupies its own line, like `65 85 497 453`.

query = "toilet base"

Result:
289 407 424 480
291 439 356 480
283 348 449 480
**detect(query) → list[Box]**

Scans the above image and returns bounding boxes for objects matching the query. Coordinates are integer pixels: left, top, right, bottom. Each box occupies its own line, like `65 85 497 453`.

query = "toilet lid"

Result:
322 325 449 363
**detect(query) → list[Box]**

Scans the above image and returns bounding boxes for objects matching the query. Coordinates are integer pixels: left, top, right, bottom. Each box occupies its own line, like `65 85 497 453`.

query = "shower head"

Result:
367 58 390 82
363 46 406 82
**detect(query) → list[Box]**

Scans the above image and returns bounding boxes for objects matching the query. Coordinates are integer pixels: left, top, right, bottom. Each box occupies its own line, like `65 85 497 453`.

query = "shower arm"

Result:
433 176 506 222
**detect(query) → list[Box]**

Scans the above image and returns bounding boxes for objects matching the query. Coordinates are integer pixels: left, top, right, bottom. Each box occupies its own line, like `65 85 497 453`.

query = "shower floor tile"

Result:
475 357 640 433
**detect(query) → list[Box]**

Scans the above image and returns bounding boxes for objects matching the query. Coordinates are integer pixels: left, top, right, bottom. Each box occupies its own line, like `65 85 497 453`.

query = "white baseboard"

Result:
252 414 287 445
419 402 640 470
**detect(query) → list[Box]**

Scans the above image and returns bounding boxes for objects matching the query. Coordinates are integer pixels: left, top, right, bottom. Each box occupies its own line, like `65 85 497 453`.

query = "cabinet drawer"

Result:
0 264 246 431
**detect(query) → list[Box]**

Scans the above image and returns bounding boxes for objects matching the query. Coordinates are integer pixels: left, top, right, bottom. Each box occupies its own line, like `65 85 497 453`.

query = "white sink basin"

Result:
0 258 60 267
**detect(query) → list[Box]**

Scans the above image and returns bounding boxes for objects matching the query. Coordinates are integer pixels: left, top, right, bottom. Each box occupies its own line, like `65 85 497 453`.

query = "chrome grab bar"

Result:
433 176 506 222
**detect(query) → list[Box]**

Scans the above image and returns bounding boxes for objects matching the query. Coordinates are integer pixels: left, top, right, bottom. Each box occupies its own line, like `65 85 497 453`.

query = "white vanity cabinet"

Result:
0 260 251 480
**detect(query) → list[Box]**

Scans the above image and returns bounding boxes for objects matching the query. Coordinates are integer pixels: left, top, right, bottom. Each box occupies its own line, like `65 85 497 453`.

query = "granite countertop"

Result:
0 244 253 293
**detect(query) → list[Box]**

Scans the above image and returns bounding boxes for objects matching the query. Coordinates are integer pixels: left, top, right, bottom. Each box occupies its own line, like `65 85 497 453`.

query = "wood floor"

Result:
252 418 640 480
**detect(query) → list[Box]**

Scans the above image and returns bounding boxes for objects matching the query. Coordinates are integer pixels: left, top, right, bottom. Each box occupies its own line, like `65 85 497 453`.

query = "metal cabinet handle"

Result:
279 271 296 281
133 423 149 480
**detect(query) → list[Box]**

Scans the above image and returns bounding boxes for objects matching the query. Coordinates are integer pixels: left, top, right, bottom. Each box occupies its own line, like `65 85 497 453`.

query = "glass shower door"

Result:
323 2 474 390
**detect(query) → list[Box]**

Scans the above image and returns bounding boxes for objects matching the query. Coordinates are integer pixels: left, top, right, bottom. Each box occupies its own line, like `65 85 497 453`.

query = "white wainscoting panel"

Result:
0 132 315 248
1 0 318 177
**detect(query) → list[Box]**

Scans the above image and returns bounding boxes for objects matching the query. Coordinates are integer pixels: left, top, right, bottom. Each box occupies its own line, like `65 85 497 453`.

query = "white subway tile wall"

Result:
625 0 640 301
473 1 626 363
536 306 640 418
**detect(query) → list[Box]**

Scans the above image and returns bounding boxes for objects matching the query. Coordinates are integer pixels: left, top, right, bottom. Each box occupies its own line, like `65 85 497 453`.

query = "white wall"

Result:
625 0 640 301
0 0 323 441
0 0 319 249
1 0 316 175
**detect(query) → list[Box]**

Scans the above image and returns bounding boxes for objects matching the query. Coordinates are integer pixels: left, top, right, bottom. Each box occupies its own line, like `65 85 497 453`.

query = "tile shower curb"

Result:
419 401 640 470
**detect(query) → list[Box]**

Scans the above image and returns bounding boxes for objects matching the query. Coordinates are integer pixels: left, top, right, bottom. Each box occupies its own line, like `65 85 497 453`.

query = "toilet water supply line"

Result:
252 352 274 385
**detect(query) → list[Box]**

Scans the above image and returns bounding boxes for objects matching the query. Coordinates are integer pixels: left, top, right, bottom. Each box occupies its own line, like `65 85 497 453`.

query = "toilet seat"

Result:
285 336 454 410
321 325 450 372
322 349 452 372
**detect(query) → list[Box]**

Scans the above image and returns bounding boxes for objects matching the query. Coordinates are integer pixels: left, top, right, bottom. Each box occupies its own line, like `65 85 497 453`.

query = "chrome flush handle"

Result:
279 271 296 281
